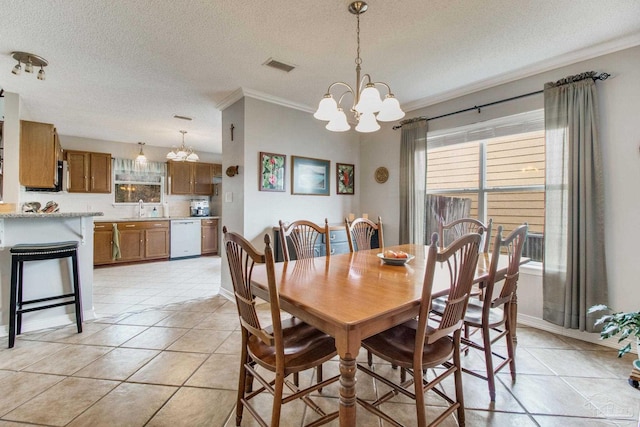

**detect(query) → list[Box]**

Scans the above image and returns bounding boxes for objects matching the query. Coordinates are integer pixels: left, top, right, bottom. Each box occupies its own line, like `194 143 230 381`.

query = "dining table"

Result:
250 243 524 426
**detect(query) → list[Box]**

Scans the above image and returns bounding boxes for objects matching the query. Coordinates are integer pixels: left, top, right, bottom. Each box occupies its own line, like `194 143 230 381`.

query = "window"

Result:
426 111 545 261
113 158 165 204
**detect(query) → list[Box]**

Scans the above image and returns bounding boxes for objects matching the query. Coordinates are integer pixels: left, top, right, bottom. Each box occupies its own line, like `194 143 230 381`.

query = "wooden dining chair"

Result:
279 218 330 261
439 217 493 253
223 227 339 427
432 224 528 402
357 232 482 427
345 216 384 252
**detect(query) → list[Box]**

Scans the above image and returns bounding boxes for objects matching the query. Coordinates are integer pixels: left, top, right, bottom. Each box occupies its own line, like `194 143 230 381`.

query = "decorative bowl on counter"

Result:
377 252 415 266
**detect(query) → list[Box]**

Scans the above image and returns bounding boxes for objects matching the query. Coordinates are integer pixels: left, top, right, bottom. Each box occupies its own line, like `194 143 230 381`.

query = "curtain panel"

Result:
399 120 428 244
543 72 608 332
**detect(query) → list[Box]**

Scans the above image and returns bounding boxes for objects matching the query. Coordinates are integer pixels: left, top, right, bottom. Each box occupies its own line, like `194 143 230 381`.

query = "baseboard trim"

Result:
517 313 637 354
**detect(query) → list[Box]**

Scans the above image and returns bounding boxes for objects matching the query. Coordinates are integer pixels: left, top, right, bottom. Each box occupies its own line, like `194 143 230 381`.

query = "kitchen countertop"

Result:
97 216 220 222
0 212 104 218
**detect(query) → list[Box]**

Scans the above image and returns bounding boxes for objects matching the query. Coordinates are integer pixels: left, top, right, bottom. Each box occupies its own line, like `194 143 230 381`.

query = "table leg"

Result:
339 355 357 427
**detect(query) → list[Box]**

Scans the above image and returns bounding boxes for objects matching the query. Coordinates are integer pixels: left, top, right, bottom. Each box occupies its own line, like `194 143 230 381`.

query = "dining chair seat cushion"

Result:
248 317 336 372
362 319 454 369
431 296 505 327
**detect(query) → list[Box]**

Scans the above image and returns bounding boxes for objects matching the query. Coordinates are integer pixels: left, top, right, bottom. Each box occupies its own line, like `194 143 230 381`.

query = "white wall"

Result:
219 96 359 294
361 45 640 339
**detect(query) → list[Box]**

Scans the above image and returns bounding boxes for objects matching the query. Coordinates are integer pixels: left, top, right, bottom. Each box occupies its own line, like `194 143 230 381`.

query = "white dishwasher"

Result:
170 219 202 259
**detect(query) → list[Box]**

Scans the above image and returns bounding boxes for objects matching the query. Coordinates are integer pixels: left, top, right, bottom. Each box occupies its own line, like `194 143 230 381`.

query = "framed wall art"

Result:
291 156 330 196
259 152 286 192
336 163 355 195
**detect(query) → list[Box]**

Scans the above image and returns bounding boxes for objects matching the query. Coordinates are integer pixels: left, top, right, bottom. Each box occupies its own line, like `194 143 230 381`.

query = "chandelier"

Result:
166 130 199 162
10 51 48 80
314 1 404 133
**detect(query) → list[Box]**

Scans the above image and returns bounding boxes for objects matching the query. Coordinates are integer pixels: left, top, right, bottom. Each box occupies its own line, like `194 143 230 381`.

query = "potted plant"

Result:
589 304 640 367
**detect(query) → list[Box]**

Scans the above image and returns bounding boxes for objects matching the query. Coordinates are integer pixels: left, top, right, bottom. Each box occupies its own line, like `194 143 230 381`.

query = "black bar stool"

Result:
9 241 83 348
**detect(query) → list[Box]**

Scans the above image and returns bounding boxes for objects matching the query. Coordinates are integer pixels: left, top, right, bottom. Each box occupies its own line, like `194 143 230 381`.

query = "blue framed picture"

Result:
291 156 330 196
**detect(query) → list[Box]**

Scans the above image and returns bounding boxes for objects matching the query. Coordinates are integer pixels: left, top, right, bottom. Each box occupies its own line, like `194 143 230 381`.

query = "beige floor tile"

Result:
73 347 159 380
167 329 232 353
213 330 243 355
67 382 177 427
195 312 240 330
0 372 65 416
120 326 189 350
526 347 631 379
461 410 538 426
563 377 640 421
115 310 174 326
21 345 113 376
147 387 236 426
500 374 599 417
154 311 211 328
185 353 240 389
0 341 69 371
76 324 148 346
3 377 118 426
127 351 208 386
535 415 639 426
26 322 109 344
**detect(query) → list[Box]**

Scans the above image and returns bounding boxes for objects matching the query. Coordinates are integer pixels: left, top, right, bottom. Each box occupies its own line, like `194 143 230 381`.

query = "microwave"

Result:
26 160 64 192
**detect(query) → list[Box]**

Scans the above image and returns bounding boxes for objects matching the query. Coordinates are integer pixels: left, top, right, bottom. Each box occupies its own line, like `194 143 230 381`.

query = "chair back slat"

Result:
345 216 384 252
416 232 482 346
279 219 330 261
482 224 528 315
224 227 282 347
439 217 492 253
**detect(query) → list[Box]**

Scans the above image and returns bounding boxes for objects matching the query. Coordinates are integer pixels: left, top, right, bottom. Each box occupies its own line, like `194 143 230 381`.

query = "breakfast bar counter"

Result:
0 212 103 338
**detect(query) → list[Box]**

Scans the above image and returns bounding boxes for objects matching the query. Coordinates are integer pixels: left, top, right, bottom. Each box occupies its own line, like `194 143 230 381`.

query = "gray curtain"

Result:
543 72 608 332
399 120 428 244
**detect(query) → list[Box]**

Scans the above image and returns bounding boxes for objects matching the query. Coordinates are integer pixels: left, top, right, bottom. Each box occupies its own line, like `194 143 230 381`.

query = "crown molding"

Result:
402 33 640 113
216 87 315 114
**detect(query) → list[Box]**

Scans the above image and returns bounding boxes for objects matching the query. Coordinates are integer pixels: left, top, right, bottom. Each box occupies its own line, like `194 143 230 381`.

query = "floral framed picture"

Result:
336 163 355 195
259 152 286 192
291 156 330 196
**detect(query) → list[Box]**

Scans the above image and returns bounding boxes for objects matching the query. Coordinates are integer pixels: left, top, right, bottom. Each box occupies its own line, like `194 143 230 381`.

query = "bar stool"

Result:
9 241 83 348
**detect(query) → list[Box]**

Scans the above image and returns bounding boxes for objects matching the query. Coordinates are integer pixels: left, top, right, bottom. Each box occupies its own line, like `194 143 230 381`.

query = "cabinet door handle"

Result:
95 225 106 229
330 248 336 255
331 234 336 240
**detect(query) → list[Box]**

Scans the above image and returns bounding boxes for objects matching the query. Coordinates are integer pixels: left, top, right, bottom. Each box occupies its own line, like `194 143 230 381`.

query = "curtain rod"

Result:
393 72 610 130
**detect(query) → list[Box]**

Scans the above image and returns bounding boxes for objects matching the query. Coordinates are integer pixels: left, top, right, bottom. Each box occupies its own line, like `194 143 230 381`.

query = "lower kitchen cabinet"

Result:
94 220 170 265
201 218 219 255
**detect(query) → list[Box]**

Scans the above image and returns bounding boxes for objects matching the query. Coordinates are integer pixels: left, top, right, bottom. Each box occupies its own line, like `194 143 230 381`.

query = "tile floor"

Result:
1 256 638 426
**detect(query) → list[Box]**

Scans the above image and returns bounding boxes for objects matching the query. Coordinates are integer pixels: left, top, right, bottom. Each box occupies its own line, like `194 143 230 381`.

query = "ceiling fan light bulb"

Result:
12 62 21 75
37 67 46 80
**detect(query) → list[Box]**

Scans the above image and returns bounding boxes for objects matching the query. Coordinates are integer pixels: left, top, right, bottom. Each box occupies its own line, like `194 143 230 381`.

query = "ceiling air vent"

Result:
173 114 193 121
263 58 295 73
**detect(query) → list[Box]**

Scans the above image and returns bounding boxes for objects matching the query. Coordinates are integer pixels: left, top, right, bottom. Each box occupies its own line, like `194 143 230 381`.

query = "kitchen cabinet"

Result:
19 120 62 188
168 162 219 195
94 220 170 265
201 218 219 255
66 150 112 193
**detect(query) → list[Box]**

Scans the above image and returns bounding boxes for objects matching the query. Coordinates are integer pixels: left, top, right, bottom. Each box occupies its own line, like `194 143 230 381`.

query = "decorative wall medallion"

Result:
374 166 389 184
226 165 239 177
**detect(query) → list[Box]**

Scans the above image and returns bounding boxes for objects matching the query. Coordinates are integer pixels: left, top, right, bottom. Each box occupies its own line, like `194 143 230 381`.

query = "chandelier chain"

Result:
355 12 362 66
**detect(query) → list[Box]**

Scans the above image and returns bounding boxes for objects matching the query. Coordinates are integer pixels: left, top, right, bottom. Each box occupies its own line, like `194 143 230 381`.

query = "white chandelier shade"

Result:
166 130 199 162
314 2 404 133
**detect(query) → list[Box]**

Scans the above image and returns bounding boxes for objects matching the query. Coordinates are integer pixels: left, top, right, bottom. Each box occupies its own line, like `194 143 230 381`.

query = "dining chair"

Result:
279 218 330 261
357 232 482 427
432 224 528 401
345 216 384 252
439 217 492 253
223 227 339 427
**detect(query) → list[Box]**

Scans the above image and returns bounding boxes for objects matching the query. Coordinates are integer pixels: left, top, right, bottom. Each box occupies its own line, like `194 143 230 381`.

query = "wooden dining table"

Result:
250 243 521 427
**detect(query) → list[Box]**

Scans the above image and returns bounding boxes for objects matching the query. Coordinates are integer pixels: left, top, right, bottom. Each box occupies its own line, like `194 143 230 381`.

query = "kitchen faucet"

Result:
138 199 145 217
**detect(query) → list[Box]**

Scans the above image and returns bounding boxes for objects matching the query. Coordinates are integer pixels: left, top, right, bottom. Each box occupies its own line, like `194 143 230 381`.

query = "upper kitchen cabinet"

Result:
19 120 62 188
66 150 112 193
168 162 220 195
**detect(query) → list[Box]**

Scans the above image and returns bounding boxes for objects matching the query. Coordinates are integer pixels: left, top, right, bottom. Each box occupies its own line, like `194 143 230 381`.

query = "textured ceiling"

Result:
1 0 639 154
